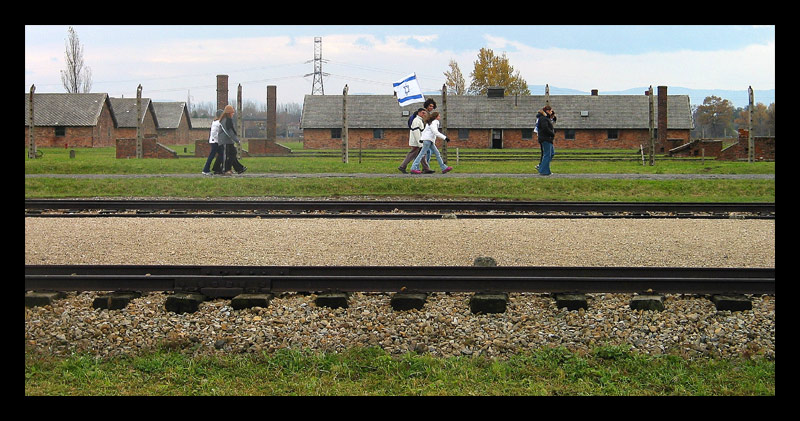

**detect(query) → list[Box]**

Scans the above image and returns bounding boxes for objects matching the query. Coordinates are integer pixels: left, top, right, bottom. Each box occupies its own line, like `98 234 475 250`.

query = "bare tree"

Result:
60 27 92 93
444 59 466 95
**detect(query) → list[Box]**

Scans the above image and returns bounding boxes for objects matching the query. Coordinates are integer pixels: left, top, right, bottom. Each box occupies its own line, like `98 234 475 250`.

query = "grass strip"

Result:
25 346 774 396
25 146 775 175
25 177 775 202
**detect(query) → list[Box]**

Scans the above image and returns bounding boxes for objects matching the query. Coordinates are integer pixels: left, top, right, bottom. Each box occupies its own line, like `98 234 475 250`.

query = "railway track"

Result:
24 199 775 219
25 265 774 296
26 264 773 314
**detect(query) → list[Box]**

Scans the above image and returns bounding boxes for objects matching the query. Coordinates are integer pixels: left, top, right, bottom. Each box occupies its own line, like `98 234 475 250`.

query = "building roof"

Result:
151 101 191 129
108 97 158 128
190 117 214 129
301 94 693 130
25 93 117 127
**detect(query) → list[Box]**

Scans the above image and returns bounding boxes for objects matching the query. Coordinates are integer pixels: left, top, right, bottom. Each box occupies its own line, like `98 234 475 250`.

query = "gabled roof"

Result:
151 101 191 129
190 117 214 130
109 97 158 128
25 93 117 127
301 94 693 130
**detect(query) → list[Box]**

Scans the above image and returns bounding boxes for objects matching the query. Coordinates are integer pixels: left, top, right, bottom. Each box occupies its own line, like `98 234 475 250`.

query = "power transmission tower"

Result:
304 37 328 95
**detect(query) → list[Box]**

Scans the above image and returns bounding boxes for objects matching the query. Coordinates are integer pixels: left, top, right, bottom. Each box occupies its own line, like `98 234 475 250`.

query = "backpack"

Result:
407 110 419 129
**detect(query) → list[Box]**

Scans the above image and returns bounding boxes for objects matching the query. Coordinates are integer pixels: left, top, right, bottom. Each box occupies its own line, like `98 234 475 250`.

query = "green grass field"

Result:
24 145 775 201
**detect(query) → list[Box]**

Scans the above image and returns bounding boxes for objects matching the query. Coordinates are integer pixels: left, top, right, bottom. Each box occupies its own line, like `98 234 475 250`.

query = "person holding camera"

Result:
536 105 556 176
410 111 453 174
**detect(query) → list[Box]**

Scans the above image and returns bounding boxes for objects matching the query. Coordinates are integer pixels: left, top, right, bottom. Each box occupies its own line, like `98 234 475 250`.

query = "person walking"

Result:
410 111 453 174
536 105 556 176
202 110 223 176
535 107 556 172
420 99 438 171
217 104 247 175
398 108 432 173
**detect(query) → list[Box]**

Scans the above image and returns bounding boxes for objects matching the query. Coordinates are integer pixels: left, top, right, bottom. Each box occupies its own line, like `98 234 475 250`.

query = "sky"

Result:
25 25 775 108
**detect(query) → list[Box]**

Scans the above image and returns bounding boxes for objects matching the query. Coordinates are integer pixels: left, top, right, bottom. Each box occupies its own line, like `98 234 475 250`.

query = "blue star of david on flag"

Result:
392 73 425 106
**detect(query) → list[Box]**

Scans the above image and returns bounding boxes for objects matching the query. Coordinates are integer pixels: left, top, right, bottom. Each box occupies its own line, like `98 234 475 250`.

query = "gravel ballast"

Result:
25 217 775 360
25 217 774 267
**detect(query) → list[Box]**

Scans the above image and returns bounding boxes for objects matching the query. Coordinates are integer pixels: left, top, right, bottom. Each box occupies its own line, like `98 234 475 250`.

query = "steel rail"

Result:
24 265 775 295
24 199 775 215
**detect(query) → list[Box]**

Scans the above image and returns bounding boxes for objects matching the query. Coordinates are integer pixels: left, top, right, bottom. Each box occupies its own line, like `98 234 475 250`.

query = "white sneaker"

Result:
202 171 213 176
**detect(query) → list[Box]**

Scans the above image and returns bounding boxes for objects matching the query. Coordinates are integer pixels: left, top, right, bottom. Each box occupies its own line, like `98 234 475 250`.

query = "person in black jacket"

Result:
536 106 556 175
216 104 247 175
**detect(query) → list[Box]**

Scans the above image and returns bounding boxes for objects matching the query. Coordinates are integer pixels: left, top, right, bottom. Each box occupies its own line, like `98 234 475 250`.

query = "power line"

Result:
30 61 308 89
29 54 451 98
326 73 443 94
326 59 443 83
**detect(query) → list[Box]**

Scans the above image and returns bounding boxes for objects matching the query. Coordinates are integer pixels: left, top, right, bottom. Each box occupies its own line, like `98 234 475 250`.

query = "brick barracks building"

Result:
301 87 693 152
26 93 195 158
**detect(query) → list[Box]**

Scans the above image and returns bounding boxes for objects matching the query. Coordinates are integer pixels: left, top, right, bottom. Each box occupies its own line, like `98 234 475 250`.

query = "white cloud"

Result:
488 35 775 92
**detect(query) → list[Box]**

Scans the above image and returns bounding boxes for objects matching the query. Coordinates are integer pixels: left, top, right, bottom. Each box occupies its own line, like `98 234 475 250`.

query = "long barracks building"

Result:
300 87 693 152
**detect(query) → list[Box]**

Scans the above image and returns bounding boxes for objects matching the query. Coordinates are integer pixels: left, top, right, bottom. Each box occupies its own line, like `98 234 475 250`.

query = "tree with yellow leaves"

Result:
468 48 530 96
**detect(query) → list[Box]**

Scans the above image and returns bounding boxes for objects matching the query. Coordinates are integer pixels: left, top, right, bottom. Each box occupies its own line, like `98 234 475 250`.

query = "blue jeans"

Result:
412 140 446 171
538 141 554 175
202 143 221 173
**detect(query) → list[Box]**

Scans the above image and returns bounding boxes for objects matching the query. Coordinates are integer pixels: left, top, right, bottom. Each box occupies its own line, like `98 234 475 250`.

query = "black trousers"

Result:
211 144 244 173
211 146 224 173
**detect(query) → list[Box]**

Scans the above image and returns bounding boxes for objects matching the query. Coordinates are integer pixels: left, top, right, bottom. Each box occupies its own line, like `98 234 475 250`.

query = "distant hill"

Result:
527 85 775 109
371 85 774 110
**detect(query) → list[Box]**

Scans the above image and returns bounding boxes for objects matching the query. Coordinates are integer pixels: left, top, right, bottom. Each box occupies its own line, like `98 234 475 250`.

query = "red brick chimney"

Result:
267 85 277 141
216 75 228 112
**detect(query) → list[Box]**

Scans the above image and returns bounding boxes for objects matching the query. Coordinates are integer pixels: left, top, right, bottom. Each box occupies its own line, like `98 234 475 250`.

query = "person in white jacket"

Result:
201 109 223 176
398 109 432 173
410 111 453 174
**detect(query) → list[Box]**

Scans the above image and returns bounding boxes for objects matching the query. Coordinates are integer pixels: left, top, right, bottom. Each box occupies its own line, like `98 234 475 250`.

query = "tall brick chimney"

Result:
267 85 277 141
247 85 291 155
216 75 228 112
657 86 668 152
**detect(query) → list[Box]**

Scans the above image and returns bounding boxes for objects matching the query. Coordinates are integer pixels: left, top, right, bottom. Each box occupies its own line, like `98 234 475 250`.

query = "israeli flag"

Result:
393 73 425 106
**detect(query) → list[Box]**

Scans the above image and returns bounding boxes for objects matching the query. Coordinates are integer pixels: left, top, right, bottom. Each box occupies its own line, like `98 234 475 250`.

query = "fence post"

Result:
441 84 447 164
342 85 349 164
648 85 655 166
748 86 754 163
545 84 550 107
236 84 243 158
28 84 36 159
136 84 143 159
